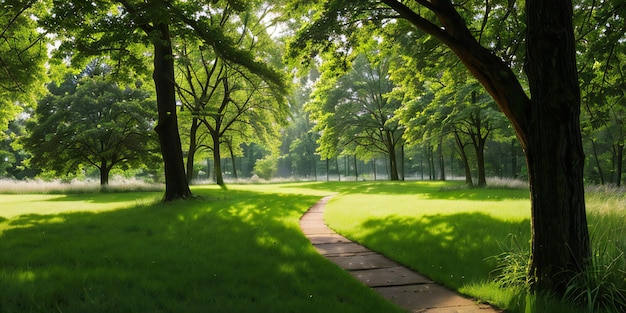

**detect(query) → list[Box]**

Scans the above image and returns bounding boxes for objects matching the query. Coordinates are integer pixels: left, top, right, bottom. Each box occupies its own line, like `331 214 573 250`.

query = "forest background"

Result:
2 0 624 189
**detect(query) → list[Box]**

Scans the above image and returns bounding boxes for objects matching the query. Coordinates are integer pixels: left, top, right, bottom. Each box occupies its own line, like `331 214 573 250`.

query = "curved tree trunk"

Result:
153 23 192 201
186 118 201 184
382 0 590 297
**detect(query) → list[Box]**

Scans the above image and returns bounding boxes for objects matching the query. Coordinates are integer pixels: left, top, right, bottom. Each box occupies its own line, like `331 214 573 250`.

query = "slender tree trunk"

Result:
400 144 405 181
454 131 473 186
617 143 623 187
525 0 590 295
99 159 109 186
227 138 238 180
385 131 400 180
152 23 192 201
429 144 435 181
326 158 329 181
475 135 487 187
590 139 605 185
211 131 224 186
437 138 445 181
420 152 424 180
511 139 518 178
372 158 377 180
336 157 341 181
354 154 358 181
186 118 201 184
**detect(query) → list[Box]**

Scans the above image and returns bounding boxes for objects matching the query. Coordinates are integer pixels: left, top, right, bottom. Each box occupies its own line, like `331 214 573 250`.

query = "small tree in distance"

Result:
24 61 159 186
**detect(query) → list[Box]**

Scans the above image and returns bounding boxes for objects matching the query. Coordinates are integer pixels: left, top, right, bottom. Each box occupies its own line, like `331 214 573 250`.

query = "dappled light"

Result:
0 186 403 312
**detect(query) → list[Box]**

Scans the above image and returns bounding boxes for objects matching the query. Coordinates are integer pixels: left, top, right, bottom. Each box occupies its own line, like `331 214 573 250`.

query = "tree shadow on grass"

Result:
286 181 529 201
0 189 404 313
352 212 531 291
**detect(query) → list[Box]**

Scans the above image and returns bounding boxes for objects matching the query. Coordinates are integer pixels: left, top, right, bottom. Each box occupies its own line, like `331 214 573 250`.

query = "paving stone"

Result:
326 253 398 270
299 225 335 235
374 284 478 311
306 234 351 245
349 266 434 287
313 242 371 256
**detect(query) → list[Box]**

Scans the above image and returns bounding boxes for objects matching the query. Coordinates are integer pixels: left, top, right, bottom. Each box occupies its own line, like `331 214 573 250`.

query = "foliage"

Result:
0 0 47 132
173 4 290 185
307 52 404 180
23 62 159 185
253 154 279 180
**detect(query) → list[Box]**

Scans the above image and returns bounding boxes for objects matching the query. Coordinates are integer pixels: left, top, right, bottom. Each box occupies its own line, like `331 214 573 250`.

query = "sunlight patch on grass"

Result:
0 192 162 219
0 184 405 313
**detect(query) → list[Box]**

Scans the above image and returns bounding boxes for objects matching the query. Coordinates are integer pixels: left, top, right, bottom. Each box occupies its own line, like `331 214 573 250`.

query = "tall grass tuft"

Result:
563 185 626 313
491 234 530 290
493 184 625 312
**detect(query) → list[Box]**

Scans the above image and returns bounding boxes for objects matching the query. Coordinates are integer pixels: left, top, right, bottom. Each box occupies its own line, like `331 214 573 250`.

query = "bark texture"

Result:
153 23 193 201
524 0 590 294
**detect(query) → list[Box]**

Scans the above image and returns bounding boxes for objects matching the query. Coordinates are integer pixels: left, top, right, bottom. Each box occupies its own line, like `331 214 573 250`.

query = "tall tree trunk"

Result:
226 138 238 180
152 23 192 201
590 139 605 185
617 143 623 187
475 135 487 187
372 158 377 180
511 139 518 178
186 118 201 184
354 154 358 181
99 159 110 186
336 157 341 181
525 0 590 295
386 130 400 180
211 131 224 186
400 144 405 181
437 138 445 181
428 144 435 181
454 130 473 186
326 158 330 181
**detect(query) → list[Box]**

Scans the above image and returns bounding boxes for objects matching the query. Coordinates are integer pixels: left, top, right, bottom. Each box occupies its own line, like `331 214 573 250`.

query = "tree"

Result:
308 53 404 180
0 0 47 132
43 0 286 200
171 2 289 186
24 62 159 185
288 0 590 297
175 43 288 186
577 1 626 186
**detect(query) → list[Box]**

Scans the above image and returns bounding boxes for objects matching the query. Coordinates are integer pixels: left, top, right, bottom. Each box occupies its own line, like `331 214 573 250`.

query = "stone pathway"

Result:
299 196 502 313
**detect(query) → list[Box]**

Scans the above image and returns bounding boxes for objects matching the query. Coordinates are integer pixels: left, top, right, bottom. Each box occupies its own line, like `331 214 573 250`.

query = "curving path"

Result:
299 196 502 313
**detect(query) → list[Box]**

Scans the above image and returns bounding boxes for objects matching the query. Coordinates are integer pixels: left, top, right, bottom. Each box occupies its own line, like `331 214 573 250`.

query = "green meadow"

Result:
0 181 624 312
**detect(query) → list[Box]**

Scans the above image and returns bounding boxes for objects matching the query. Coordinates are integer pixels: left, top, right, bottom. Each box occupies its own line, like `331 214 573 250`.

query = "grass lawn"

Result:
1 181 623 312
0 186 404 313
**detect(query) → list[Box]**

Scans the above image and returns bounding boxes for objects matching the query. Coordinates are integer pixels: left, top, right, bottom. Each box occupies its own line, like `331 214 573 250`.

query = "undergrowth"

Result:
493 185 626 313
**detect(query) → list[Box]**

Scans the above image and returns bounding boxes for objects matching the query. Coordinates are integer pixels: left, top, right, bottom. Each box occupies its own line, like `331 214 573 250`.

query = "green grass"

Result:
321 180 625 313
0 185 404 313
2 180 623 313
